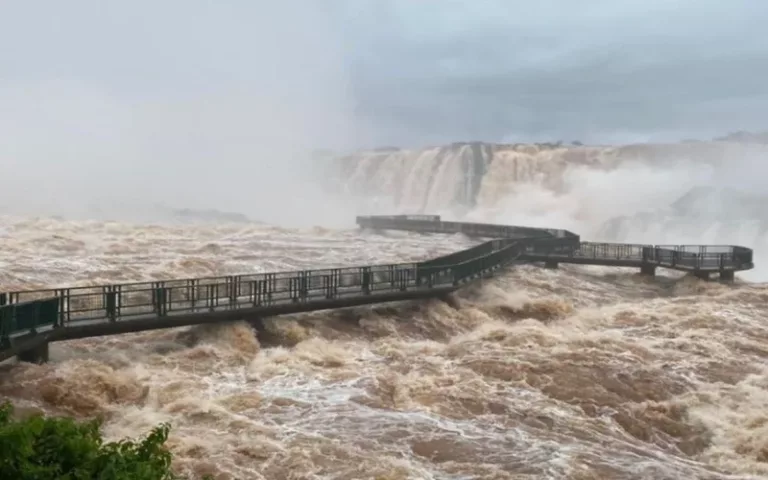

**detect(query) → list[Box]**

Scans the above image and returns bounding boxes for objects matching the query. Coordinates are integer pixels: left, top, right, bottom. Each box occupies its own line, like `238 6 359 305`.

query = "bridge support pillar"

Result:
248 318 266 334
639 264 656 276
720 270 735 282
248 318 283 346
694 271 711 281
544 260 559 269
17 342 49 364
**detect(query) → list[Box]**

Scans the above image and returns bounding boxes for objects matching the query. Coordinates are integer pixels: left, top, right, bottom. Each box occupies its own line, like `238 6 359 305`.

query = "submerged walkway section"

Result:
0 215 754 363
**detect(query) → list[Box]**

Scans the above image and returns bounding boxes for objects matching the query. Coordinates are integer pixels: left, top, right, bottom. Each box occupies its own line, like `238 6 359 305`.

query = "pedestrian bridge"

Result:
0 215 754 364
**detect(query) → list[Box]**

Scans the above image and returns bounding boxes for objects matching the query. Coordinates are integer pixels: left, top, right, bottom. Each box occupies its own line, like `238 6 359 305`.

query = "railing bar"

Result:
0 221 754 341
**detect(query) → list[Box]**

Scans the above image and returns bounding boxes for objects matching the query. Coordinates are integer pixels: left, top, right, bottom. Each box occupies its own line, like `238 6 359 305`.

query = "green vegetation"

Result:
0 401 206 480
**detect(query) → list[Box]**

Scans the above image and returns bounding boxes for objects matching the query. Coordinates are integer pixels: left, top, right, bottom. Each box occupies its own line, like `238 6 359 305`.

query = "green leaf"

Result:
0 401 197 480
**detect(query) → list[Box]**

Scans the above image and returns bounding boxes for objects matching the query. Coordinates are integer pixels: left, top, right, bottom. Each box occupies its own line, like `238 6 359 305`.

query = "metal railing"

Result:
0 298 59 346
355 214 753 272
3 262 427 324
528 241 754 271
0 236 531 342
355 215 580 241
0 217 755 349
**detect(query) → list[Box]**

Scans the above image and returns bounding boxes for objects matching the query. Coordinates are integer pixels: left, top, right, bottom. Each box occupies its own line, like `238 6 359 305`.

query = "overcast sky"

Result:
336 0 768 145
1 1 767 217
3 1 767 148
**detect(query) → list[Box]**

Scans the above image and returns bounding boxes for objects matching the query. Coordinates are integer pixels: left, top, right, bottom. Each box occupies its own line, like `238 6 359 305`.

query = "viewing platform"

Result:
358 215 753 280
0 215 753 364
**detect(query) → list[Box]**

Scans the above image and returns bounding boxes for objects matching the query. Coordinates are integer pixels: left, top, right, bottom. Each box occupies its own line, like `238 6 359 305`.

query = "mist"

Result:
467 146 768 280
3 0 768 243
0 1 357 227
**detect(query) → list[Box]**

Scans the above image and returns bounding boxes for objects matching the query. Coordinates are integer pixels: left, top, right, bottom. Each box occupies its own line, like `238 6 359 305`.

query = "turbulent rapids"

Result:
1 215 751 364
0 216 767 479
3 140 768 479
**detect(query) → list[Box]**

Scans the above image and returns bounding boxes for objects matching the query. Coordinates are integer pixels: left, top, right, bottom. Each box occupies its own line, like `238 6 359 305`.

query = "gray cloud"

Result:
338 0 768 145
0 1 355 223
1 0 767 220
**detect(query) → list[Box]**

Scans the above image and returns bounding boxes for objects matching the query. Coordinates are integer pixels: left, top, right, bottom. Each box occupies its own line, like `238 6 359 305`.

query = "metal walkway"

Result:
0 215 754 363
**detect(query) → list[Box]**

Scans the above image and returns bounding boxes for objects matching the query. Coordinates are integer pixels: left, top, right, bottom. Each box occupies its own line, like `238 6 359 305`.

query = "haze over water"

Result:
3 1 768 479
3 141 768 479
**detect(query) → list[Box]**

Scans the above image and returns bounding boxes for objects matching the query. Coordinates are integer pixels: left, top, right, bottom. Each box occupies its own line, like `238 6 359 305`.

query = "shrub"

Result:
0 401 206 480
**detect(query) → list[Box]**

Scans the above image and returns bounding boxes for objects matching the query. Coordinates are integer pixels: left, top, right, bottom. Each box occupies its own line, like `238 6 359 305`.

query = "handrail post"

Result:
361 267 371 295
153 282 167 317
105 286 117 322
57 288 68 326
252 280 260 306
190 279 197 309
229 275 238 307
301 271 309 301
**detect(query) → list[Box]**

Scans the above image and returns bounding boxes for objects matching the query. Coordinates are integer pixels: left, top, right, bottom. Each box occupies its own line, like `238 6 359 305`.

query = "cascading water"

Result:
3 139 768 479
333 140 761 218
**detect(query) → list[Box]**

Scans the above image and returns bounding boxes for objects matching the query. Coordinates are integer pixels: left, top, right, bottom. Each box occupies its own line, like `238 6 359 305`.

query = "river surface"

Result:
1 216 767 479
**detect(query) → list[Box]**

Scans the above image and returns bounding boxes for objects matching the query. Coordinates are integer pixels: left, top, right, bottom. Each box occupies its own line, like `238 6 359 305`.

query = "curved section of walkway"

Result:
0 215 755 363
358 215 754 277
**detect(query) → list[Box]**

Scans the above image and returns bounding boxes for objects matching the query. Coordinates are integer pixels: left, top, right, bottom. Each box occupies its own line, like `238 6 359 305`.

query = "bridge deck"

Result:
522 241 752 272
1 284 459 363
359 215 753 274
0 214 754 363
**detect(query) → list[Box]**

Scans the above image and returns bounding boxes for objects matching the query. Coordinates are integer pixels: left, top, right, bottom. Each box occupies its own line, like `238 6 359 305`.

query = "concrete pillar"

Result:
640 264 656 276
719 270 735 282
693 271 711 281
544 260 559 269
17 342 49 364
